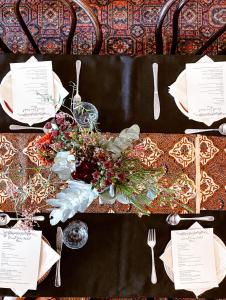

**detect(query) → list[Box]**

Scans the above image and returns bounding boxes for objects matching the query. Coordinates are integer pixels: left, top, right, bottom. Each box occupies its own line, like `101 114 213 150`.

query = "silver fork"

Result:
72 60 82 112
147 228 157 284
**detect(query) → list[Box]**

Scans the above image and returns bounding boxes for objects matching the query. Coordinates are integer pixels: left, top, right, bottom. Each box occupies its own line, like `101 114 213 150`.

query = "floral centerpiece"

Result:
36 111 167 225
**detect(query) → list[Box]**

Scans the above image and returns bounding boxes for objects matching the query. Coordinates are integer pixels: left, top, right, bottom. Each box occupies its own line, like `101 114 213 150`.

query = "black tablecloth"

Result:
0 211 225 297
0 54 226 133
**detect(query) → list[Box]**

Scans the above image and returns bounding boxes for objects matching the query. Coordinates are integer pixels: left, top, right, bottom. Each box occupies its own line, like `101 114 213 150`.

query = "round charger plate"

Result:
163 233 226 285
0 70 63 124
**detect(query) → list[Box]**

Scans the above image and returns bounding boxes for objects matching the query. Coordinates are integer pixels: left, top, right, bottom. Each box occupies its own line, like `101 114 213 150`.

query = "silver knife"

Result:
55 226 63 287
152 63 160 120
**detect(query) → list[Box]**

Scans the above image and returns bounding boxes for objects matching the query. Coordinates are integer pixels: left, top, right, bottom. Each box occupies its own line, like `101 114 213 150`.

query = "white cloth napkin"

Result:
160 222 226 297
168 55 223 126
11 222 60 297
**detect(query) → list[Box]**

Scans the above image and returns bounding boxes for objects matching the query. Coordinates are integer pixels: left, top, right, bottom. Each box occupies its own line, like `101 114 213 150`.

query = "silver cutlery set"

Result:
147 213 214 284
0 213 63 288
0 211 215 287
9 61 225 135
151 63 225 134
5 60 221 289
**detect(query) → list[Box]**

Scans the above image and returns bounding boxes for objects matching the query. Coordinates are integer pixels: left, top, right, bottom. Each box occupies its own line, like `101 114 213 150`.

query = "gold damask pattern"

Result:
200 171 220 203
199 135 219 165
23 136 43 166
0 135 18 166
135 137 163 166
170 174 196 205
0 133 225 213
169 137 195 168
23 173 56 204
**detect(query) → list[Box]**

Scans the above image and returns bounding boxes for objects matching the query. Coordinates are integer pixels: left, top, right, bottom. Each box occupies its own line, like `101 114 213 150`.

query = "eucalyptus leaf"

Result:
106 124 140 158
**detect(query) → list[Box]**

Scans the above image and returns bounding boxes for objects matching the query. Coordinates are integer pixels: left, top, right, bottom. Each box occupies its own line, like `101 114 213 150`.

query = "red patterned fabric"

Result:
0 0 225 55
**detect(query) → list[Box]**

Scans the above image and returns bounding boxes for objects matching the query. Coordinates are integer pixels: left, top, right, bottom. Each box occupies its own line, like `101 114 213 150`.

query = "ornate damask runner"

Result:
0 133 225 214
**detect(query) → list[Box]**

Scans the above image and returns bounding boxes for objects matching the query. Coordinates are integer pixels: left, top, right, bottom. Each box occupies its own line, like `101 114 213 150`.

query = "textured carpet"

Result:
0 0 225 55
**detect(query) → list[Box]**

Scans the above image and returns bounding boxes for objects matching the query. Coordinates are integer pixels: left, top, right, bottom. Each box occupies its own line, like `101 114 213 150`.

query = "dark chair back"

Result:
0 0 103 54
156 0 226 55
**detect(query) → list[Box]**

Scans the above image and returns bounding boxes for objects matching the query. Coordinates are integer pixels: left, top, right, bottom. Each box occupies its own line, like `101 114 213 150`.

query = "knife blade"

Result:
55 226 63 287
152 63 160 120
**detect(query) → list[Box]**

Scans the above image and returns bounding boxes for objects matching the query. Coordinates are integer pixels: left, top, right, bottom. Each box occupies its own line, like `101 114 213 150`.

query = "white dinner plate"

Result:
163 233 226 284
0 70 64 125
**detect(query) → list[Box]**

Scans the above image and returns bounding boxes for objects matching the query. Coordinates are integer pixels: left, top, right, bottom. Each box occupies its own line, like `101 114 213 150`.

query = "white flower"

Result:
51 151 76 180
48 180 99 225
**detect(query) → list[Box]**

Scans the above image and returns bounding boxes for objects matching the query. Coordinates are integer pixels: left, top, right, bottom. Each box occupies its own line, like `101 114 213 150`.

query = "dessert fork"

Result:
147 228 157 284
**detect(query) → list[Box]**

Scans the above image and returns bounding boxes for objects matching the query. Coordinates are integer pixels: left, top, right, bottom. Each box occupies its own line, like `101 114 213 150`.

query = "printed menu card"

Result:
171 228 218 290
186 62 226 124
10 61 55 125
0 229 42 291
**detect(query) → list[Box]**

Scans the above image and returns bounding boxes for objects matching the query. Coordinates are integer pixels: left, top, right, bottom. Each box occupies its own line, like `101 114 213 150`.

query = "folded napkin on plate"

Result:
11 222 60 297
26 56 69 101
0 56 68 121
160 222 226 297
168 55 222 126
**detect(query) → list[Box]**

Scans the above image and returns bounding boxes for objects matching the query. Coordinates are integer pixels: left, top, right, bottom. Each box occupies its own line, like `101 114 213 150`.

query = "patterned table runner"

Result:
0 133 225 214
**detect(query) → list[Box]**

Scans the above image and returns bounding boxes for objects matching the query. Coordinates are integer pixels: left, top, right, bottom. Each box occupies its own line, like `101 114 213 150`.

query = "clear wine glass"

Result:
72 102 98 129
63 220 88 249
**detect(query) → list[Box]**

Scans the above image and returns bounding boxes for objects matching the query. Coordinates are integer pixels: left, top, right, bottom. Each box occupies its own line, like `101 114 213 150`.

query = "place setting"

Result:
147 213 226 297
0 210 91 297
0 53 225 298
168 55 226 135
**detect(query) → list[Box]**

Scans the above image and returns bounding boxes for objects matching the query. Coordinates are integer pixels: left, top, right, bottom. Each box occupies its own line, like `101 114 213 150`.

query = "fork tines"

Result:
148 228 156 242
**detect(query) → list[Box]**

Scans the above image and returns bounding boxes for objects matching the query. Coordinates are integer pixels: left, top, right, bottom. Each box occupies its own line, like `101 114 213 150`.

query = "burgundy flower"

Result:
104 161 113 169
118 173 126 182
104 178 112 186
106 170 115 178
50 130 59 138
115 160 122 167
71 160 97 183
64 132 72 140
54 142 64 150
92 170 100 180
98 152 106 162
60 123 67 131
55 112 65 125
44 122 52 130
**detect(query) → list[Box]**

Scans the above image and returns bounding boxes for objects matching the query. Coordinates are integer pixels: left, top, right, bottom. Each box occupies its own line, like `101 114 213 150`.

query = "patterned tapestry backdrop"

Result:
0 0 225 55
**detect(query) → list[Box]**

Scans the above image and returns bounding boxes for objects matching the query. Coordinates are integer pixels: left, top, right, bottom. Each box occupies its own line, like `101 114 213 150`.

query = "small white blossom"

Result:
51 151 76 180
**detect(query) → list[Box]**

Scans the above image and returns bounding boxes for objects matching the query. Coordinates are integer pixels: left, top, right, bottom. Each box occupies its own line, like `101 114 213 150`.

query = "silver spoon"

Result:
72 60 82 111
0 213 45 226
166 213 214 226
185 123 226 135
9 124 58 133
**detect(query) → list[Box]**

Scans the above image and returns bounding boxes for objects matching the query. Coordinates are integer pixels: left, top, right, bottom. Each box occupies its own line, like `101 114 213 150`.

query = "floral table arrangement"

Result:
35 111 170 225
